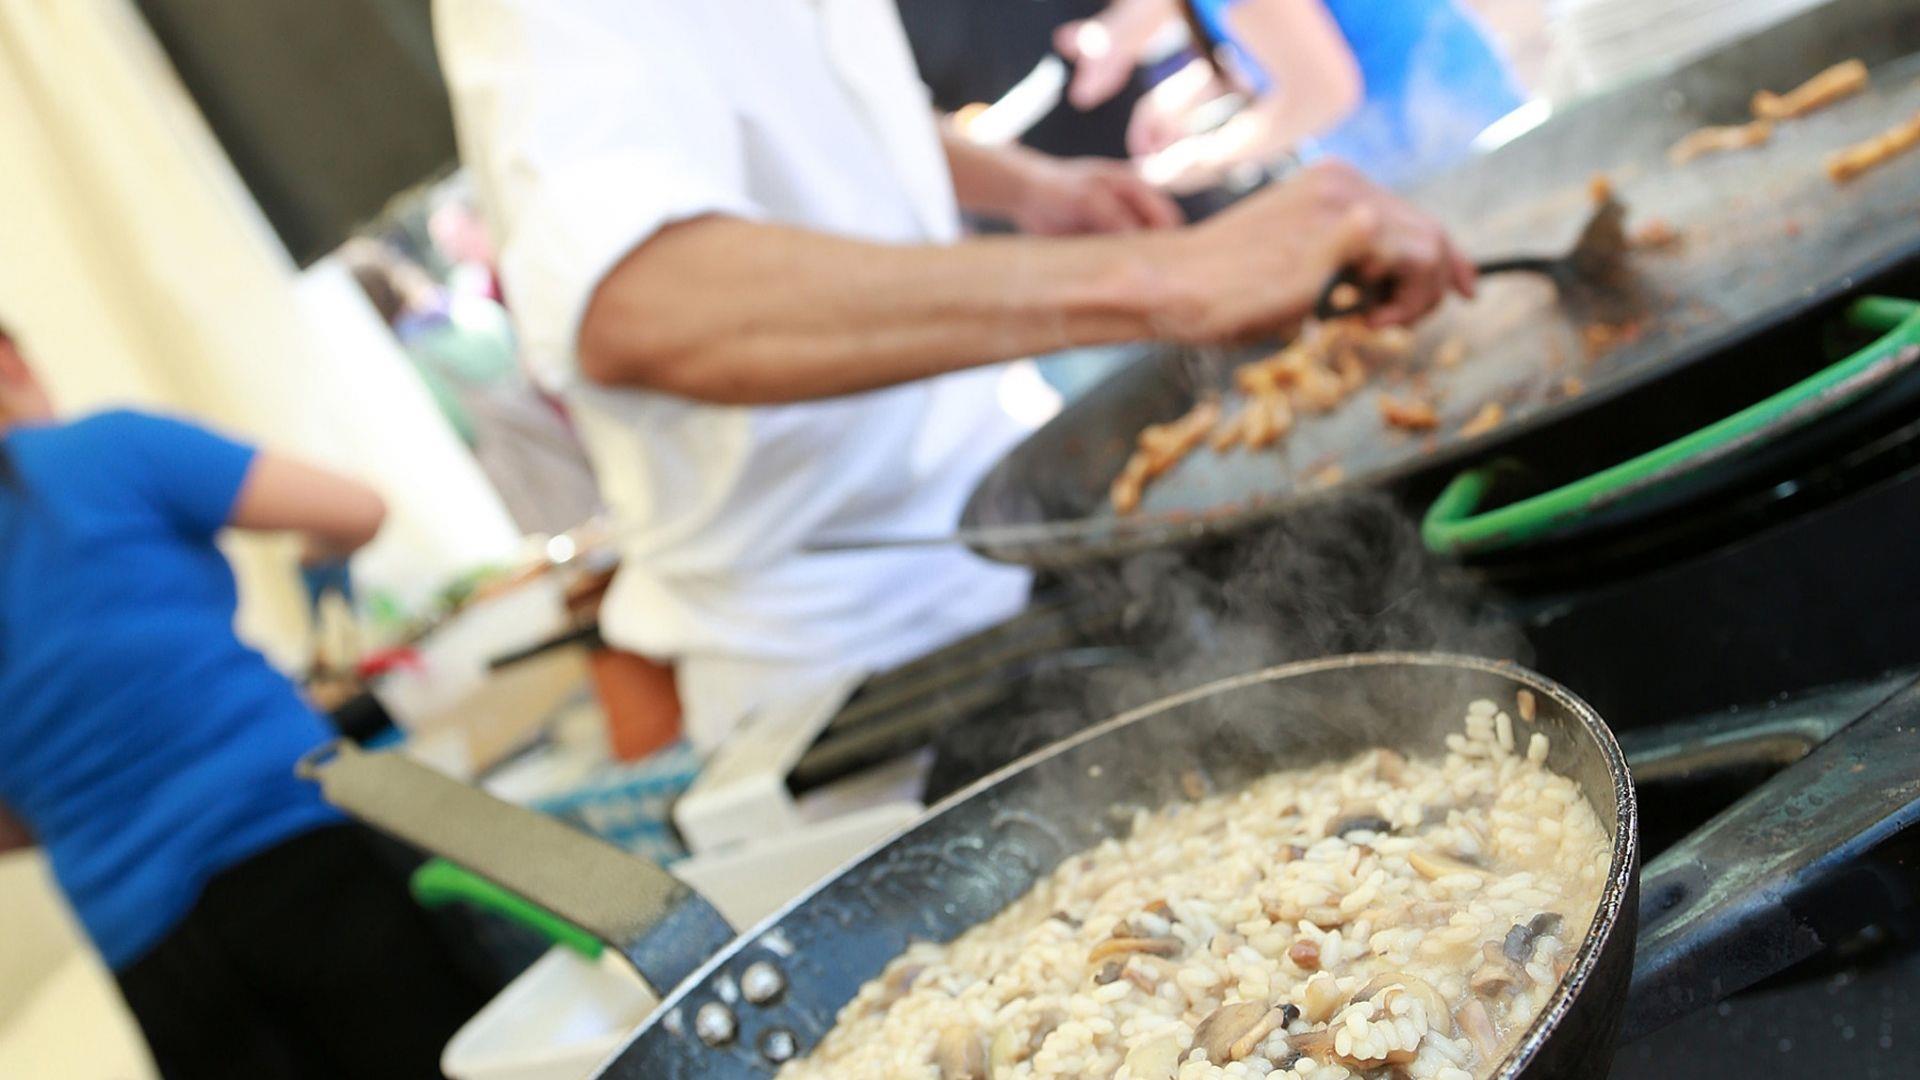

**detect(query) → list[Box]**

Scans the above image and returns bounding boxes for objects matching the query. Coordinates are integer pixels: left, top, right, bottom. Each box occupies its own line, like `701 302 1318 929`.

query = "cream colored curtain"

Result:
0 0 520 666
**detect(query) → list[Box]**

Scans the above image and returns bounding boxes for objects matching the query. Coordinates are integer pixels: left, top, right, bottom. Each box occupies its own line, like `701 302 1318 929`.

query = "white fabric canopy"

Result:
0 0 520 665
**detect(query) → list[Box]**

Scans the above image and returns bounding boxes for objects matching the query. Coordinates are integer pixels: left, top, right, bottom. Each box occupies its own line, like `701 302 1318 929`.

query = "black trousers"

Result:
115 823 495 1080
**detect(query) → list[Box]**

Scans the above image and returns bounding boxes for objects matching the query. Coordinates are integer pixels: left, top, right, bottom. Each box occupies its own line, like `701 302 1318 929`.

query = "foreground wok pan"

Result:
305 654 1920 1077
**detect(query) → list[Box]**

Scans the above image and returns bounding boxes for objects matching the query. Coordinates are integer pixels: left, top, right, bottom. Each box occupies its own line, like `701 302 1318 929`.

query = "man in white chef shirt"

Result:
434 0 1474 750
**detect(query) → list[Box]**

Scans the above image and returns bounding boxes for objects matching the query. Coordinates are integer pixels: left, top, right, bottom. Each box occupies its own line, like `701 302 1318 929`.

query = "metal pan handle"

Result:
1315 258 1560 320
1423 296 1920 556
297 741 733 996
1622 672 1920 1040
1618 672 1911 786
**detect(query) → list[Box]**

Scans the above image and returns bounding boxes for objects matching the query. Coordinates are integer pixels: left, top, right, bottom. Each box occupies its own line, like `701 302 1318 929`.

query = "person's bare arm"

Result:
577 161 1473 403
1140 0 1363 192
941 128 1183 235
1056 0 1182 110
228 454 388 561
0 800 32 855
1226 0 1363 140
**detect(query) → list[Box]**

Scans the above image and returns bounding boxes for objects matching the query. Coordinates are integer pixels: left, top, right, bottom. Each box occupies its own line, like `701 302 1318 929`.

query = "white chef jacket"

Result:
434 0 1047 748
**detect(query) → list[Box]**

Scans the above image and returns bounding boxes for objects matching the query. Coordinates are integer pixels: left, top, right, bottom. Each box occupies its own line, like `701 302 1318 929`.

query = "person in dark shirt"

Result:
895 0 1156 161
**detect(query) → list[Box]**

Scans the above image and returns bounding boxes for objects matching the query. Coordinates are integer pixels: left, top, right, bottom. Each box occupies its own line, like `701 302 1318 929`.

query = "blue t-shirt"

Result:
0 411 343 969
1191 0 1524 188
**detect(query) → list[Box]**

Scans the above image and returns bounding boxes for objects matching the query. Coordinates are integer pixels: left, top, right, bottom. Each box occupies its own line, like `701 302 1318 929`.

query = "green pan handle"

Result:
1424 296 1920 556
411 857 604 960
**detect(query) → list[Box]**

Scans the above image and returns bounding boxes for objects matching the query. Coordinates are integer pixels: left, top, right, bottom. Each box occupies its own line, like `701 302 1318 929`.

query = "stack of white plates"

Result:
1550 0 1836 92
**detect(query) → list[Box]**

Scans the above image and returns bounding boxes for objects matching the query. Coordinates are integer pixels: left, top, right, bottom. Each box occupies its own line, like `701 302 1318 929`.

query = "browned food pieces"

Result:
1587 173 1613 205
1243 391 1293 450
1307 463 1345 489
1108 454 1151 515
1459 402 1505 439
1753 59 1870 121
1582 319 1646 357
1433 336 1468 369
1561 375 1587 397
1630 217 1683 250
1668 119 1773 164
1288 938 1322 971
1378 394 1439 432
1292 360 1349 413
1114 316 1430 513
1827 108 1920 183
1109 399 1220 513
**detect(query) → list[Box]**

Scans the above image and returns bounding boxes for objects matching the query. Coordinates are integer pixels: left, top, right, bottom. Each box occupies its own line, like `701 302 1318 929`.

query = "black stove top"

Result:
1614 943 1920 1077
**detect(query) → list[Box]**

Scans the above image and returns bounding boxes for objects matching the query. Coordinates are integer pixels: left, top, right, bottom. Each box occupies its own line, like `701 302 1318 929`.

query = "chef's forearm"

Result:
577 217 1195 404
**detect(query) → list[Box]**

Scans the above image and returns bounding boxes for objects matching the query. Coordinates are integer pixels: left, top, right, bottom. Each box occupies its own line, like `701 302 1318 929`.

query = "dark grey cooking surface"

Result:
962 0 1920 565
1614 949 1920 1078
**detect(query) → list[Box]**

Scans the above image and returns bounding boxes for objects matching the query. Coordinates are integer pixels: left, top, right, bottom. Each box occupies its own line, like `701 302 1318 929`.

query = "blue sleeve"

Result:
90 410 259 538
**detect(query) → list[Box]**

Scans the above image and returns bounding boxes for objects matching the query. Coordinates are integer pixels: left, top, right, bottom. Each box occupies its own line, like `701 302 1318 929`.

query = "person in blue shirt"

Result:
1057 0 1525 191
0 322 490 1078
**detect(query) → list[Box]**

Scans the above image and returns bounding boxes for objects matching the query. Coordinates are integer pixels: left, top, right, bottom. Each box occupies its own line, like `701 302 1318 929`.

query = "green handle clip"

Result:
1423 296 1920 556
411 858 604 960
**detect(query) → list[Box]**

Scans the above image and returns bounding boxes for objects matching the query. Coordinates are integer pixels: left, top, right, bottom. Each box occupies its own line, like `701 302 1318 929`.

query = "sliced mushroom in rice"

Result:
1457 998 1501 1060
1122 1033 1184 1080
1348 973 1455 1035
933 1025 986 1080
989 1007 1065 1069
1288 1024 1418 1070
1330 811 1394 838
1121 961 1162 994
1408 849 1484 881
1088 936 1182 965
1471 938 1532 996
874 962 927 1008
1502 912 1563 966
1193 1001 1293 1065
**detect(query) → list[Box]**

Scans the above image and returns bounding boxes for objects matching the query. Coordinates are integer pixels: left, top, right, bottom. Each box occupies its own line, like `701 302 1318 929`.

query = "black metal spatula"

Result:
1316 192 1630 321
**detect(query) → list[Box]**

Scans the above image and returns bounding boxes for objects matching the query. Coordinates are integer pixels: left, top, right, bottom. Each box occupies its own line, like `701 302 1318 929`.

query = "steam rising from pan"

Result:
927 492 1522 798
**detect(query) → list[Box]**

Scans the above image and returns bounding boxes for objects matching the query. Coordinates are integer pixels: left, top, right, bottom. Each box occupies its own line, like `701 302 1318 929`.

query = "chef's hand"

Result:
1125 57 1231 160
1054 0 1178 111
1013 155 1186 235
1163 160 1475 341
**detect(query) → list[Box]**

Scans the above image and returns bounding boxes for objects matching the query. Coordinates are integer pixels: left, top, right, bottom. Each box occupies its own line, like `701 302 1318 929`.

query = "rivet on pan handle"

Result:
298 741 734 996
1423 296 1920 556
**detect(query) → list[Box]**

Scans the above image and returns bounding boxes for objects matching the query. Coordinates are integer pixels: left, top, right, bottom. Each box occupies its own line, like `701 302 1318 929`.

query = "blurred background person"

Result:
897 0 1166 163
0 322 494 1079
427 181 508 307
1059 0 1525 192
342 237 603 538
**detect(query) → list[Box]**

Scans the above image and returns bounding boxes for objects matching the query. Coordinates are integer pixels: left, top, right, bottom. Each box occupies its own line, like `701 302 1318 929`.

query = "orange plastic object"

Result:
588 648 682 761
